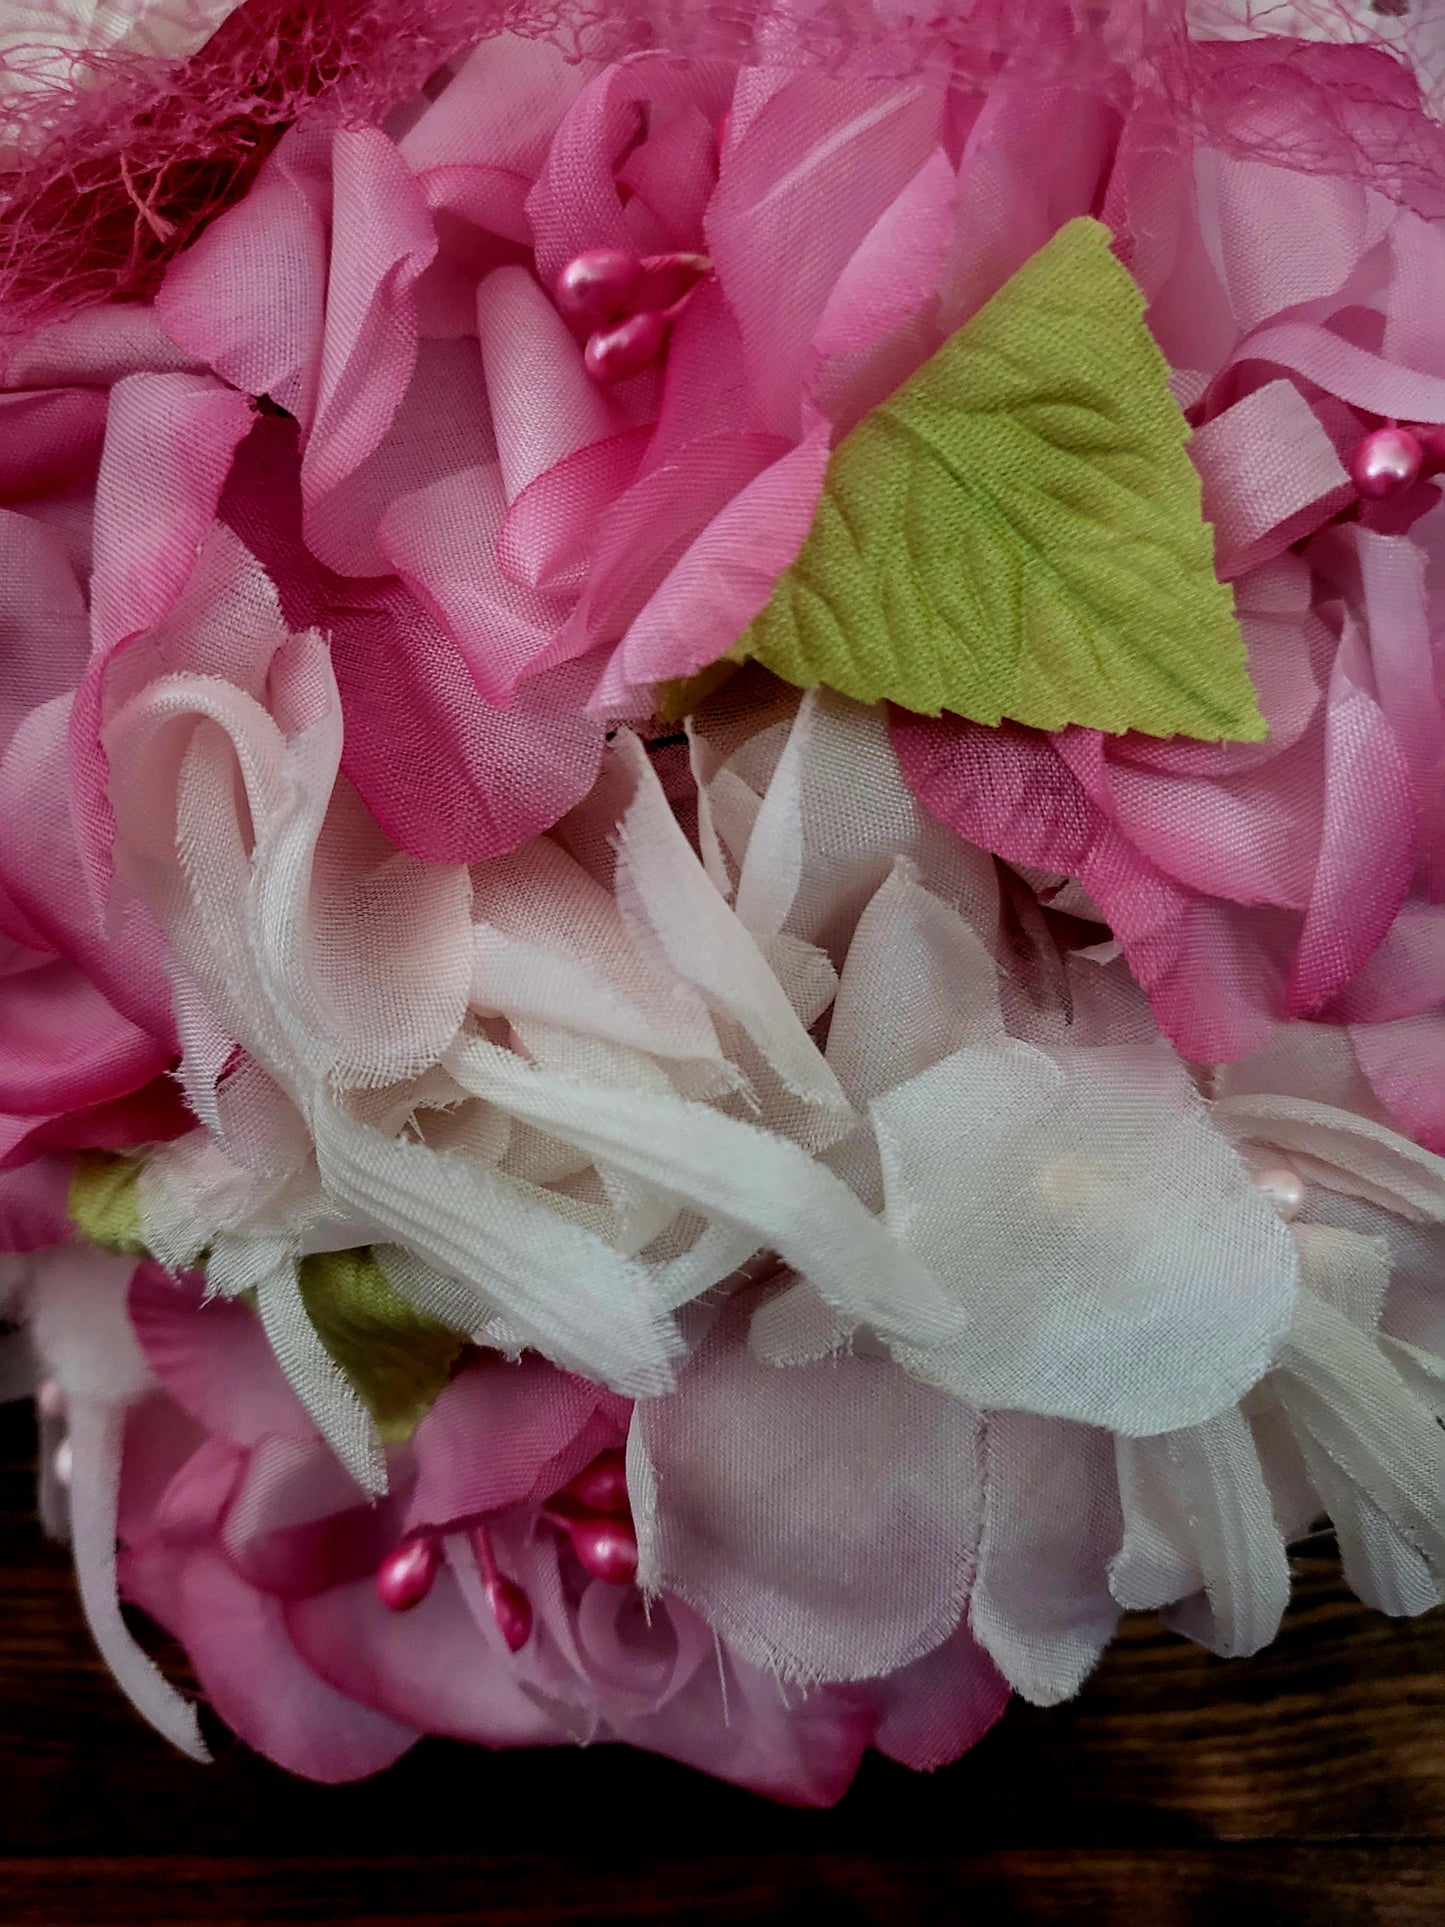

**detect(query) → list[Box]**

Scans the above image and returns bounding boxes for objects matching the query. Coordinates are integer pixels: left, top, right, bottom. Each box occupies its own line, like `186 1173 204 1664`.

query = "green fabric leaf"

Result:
68 1153 147 1256
729 217 1265 743
297 1249 463 1442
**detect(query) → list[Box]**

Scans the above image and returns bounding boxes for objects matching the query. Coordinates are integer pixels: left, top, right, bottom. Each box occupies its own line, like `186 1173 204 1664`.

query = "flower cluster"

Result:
0 0 1443 1797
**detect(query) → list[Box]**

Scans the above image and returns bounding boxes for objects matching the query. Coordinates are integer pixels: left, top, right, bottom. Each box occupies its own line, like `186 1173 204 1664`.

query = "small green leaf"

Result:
69 1153 147 1256
730 217 1265 743
297 1249 463 1442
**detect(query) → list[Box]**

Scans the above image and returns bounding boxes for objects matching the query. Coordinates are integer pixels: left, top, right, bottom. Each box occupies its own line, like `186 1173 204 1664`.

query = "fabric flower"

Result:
111 1259 1006 1793
896 60 1445 1150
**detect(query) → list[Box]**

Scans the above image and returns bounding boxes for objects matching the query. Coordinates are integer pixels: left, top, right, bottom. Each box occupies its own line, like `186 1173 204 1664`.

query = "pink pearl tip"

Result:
555 247 643 327
1350 425 1423 500
563 1449 631 1517
570 1514 639 1586
486 1576 534 1653
376 1536 440 1612
584 309 668 385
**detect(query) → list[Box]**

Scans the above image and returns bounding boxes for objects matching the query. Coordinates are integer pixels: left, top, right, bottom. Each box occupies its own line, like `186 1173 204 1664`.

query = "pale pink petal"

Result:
526 56 733 289
533 432 790 675
285 1569 563 1747
1287 651 1416 1015
72 371 255 894
1327 901 1445 1024
379 459 573 702
869 1620 1011 1772
1352 1013 1445 1155
399 33 586 186
622 1645 874 1807
122 1545 418 1782
405 1354 627 1534
304 336 496 578
944 85 1119 328
476 266 619 505
813 147 956 364
2 696 177 1044
497 427 650 598
300 129 438 528
706 74 943 437
128 1263 314 1448
1192 380 1352 580
598 419 831 703
156 125 332 422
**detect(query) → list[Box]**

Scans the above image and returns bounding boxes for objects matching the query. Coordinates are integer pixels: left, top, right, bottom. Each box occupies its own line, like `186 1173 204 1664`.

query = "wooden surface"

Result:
3 1399 1444 1926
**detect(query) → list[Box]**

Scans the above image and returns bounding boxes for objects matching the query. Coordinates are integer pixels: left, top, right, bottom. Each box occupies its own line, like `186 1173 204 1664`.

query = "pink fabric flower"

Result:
141 34 981 857
895 48 1445 1149
118 1262 1007 1791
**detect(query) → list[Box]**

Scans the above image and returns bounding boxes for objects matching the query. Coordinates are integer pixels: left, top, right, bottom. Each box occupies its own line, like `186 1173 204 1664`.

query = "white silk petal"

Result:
877 1041 1300 1434
444 1035 963 1352
1113 1409 1290 1657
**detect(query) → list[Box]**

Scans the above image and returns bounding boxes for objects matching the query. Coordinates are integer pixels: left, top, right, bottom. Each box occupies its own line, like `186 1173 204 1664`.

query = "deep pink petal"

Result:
0 1155 73 1250
0 1071 190 1169
0 957 171 1115
328 579 606 864
0 390 107 502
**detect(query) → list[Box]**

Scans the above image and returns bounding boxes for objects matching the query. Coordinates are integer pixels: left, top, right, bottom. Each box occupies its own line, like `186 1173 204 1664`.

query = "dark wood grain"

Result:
3 1398 1444 1924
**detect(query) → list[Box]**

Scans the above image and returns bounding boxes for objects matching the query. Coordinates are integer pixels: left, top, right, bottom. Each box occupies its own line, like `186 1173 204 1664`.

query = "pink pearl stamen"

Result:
472 1522 533 1653
555 247 644 328
376 1534 440 1613
584 308 669 385
566 1513 639 1587
1351 425 1423 500
559 245 712 384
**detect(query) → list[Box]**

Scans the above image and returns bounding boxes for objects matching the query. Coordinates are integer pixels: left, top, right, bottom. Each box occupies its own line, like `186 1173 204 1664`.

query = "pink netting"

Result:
0 0 1441 336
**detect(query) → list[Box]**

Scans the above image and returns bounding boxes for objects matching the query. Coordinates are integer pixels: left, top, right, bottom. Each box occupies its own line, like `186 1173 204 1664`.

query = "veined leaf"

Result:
298 1248 463 1442
729 218 1265 743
